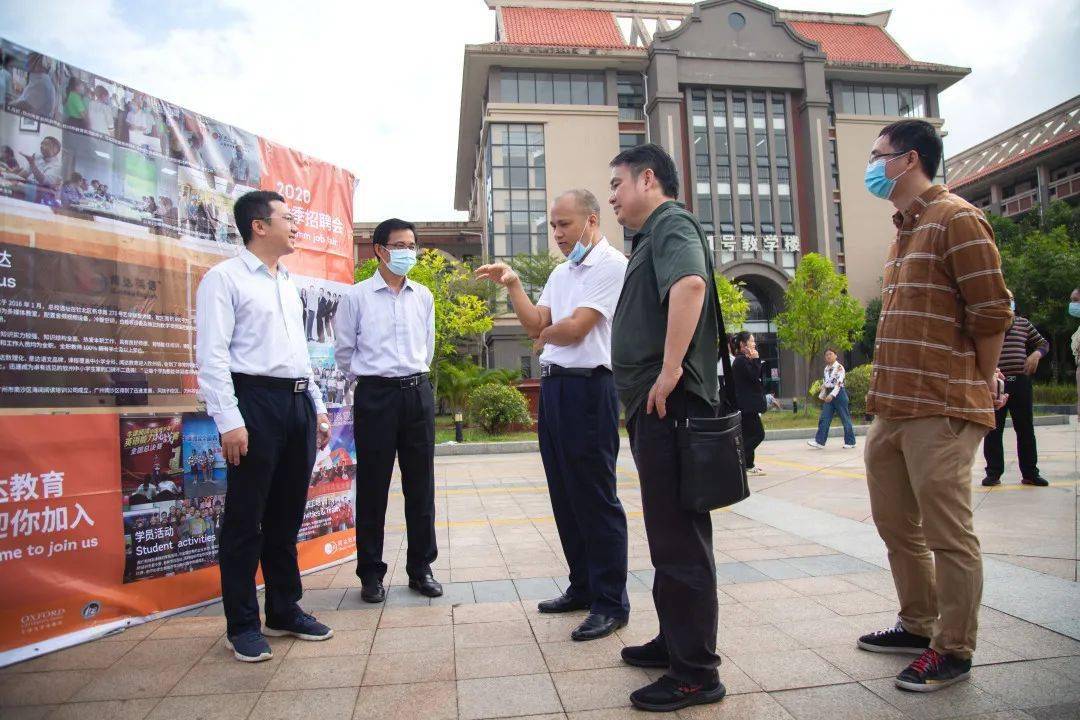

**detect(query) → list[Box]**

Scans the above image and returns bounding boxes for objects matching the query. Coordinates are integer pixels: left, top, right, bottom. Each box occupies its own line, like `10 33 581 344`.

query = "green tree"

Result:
856 296 883 359
995 214 1080 381
775 253 864 381
715 273 750 331
356 251 494 395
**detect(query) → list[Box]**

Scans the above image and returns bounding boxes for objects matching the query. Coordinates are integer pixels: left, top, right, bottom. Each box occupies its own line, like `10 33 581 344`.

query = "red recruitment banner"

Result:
259 139 357 285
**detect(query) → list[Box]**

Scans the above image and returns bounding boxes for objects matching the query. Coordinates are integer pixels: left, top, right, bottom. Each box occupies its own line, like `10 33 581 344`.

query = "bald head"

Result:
555 189 601 218
550 189 602 257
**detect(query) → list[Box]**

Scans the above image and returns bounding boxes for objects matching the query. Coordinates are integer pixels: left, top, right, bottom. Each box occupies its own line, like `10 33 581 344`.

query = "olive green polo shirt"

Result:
611 200 719 420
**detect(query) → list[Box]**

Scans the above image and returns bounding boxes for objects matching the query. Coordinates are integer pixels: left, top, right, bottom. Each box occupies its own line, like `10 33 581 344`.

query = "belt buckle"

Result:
402 375 419 389
293 379 308 393
540 365 552 378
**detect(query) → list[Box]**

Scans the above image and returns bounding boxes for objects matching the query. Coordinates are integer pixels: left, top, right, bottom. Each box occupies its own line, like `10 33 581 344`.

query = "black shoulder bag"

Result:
670 211 750 512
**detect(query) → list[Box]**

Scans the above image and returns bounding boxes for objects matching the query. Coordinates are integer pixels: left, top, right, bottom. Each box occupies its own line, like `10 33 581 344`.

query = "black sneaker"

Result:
857 621 931 654
630 675 726 712
264 610 333 641
895 648 971 692
1021 476 1049 487
225 629 273 662
981 476 1001 487
621 638 670 668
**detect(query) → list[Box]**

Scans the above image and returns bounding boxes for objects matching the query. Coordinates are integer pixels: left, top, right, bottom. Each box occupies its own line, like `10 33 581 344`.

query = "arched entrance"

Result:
733 272 787 396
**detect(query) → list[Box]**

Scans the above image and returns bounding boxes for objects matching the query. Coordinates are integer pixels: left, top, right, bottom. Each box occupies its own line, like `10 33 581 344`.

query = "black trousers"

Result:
352 378 437 582
627 387 720 686
740 411 765 469
538 370 629 619
219 380 316 637
983 375 1039 479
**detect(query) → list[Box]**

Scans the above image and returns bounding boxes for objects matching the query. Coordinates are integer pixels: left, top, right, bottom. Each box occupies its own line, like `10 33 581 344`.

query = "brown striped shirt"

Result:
866 185 1013 429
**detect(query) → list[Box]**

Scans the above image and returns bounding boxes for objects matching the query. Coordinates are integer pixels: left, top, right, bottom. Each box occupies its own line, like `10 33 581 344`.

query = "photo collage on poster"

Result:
0 39 260 249
120 405 358 583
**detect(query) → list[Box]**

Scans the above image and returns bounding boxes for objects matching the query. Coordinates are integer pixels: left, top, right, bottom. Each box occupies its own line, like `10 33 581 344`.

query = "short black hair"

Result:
233 190 284 245
372 218 416 246
878 119 942 181
609 143 680 199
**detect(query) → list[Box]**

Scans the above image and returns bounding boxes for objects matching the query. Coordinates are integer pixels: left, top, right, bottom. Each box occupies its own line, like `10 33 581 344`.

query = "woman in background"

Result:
730 331 767 475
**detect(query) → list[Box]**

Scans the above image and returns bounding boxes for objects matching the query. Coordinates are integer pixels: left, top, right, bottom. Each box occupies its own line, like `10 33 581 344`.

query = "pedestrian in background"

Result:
730 331 767 475
982 292 1049 487
807 348 856 449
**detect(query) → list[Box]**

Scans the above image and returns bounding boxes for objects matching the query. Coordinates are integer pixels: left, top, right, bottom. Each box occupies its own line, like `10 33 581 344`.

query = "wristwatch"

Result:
318 422 330 432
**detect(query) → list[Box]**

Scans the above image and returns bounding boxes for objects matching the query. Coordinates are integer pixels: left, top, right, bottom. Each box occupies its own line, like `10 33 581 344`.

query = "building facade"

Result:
455 0 968 393
946 95 1080 220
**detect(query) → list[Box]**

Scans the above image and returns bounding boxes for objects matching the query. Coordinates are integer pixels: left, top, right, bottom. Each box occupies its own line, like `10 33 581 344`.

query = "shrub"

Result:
1033 382 1078 406
808 364 872 416
467 383 531 435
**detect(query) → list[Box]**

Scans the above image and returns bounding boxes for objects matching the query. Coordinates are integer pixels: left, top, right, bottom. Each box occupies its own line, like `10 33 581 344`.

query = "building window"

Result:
487 123 547 258
500 70 605 105
617 72 645 120
619 132 645 151
688 88 799 269
836 82 928 117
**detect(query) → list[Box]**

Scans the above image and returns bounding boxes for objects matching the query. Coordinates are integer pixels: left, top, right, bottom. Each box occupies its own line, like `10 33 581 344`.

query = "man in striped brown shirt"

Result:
982 296 1049 487
856 120 1013 693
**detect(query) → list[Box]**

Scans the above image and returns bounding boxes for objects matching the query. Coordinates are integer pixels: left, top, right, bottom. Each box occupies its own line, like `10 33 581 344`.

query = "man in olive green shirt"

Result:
609 143 725 713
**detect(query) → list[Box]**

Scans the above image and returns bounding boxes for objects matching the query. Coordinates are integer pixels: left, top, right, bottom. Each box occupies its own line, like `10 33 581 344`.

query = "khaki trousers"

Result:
865 415 987 659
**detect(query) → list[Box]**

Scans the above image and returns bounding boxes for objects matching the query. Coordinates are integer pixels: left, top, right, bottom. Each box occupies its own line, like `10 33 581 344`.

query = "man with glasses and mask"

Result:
476 189 630 641
858 120 1012 692
196 190 334 663
333 218 441 602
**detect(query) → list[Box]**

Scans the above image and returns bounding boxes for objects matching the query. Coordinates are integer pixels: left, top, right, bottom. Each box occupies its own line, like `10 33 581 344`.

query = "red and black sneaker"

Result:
895 648 971 692
857 620 931 654
629 675 726 712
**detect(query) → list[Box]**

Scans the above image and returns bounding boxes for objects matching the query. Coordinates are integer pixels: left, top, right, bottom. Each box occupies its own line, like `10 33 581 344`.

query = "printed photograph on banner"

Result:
181 413 226 499
309 406 356 500
0 110 63 206
177 165 252 247
309 343 351 409
56 129 181 233
119 415 183 508
2 41 63 123
297 279 344 345
203 119 261 188
122 495 223 583
298 492 355 543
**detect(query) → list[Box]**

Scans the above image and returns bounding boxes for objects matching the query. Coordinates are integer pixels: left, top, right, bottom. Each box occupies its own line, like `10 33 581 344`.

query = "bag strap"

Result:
647 204 737 411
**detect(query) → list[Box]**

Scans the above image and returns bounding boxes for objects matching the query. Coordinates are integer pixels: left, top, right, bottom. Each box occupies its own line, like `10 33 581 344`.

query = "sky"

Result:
2 0 1077 222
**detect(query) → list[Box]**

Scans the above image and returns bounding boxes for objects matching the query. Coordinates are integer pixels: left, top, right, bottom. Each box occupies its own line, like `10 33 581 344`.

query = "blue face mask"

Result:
864 155 908 200
566 223 592 264
1010 300 1016 313
1069 301 1080 318
384 248 417 276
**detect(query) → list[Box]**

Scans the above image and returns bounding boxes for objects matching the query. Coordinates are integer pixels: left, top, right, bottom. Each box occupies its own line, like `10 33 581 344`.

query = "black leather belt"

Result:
232 373 308 393
356 373 429 389
540 364 610 379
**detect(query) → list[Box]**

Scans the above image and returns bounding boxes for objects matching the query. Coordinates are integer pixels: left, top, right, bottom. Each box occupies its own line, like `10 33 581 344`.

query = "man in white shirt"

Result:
476 189 630 641
333 218 441 602
17 135 62 204
195 190 334 662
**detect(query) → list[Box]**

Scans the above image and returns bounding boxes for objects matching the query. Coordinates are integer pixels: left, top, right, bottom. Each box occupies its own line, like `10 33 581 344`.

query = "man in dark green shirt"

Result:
609 143 725 713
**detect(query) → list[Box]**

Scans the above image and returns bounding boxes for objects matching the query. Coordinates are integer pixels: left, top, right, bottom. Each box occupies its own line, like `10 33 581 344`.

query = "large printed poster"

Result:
0 39 358 665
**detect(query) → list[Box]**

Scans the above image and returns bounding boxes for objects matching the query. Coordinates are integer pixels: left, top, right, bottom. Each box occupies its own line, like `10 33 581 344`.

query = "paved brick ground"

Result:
1 422 1077 719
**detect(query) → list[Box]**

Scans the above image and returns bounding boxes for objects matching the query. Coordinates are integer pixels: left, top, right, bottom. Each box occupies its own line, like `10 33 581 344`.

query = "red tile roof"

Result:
501 7 628 49
787 21 912 65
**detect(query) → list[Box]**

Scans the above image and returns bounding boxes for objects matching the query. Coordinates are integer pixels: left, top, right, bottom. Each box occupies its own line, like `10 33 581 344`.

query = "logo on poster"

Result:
82 601 102 620
20 608 65 634
323 537 356 556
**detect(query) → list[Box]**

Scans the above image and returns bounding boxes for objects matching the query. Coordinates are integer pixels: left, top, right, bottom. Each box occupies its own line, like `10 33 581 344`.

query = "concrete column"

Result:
1036 164 1051 215
990 183 1003 216
796 57 832 258
645 49 684 171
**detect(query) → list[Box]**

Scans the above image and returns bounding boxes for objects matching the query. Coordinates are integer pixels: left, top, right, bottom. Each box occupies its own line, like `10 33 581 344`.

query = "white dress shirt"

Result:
537 237 627 370
333 270 435 381
195 249 326 434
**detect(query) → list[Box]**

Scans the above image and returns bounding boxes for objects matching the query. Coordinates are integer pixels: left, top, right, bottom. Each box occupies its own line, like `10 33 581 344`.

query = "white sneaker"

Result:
843 443 857 449
747 466 766 475
807 440 825 449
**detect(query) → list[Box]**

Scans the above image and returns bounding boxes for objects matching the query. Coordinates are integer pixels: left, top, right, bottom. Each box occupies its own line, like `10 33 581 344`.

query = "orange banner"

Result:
259 139 357 284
